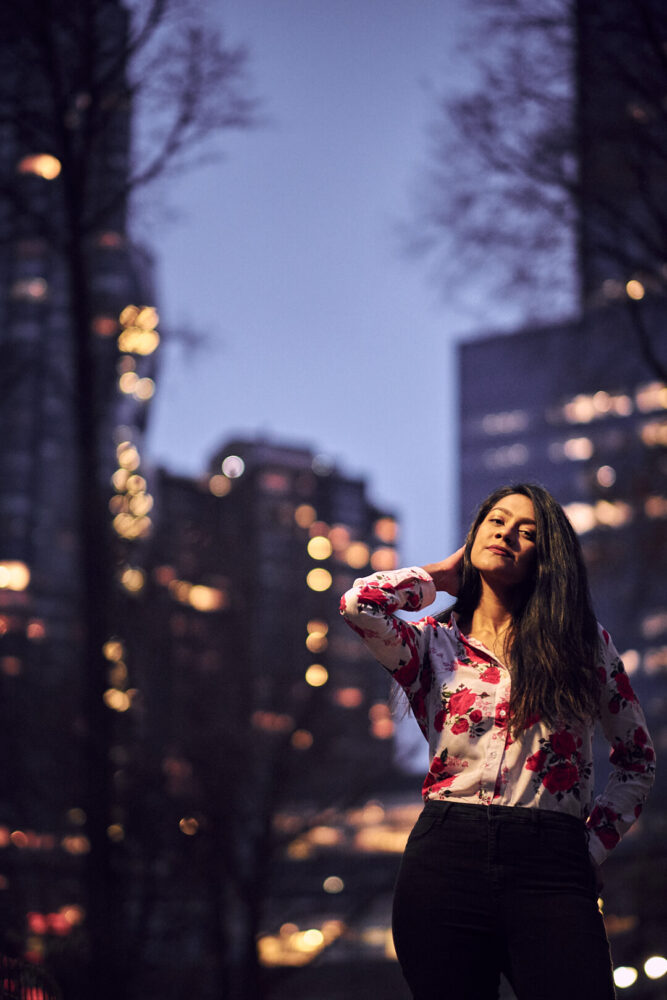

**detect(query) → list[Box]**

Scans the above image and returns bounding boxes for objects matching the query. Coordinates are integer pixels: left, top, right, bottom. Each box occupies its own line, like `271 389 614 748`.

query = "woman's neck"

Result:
463 582 517 657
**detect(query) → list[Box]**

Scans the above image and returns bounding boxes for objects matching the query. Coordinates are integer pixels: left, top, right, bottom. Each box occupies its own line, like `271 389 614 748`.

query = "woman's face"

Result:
470 493 537 589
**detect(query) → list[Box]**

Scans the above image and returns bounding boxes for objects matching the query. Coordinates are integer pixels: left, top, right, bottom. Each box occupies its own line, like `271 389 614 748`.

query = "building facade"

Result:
0 0 160 979
125 437 412 996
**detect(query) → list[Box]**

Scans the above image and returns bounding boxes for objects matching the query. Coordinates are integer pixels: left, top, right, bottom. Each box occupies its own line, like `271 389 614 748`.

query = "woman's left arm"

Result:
586 628 656 865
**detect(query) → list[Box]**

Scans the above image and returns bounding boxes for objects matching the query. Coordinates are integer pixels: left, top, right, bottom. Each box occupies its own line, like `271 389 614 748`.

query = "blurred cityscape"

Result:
0 1 666 999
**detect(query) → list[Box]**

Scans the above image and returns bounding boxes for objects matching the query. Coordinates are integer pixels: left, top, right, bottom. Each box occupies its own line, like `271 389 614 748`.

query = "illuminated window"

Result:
641 612 667 639
482 444 529 470
26 620 45 641
10 278 47 301
561 391 633 423
96 231 124 248
294 504 316 528
0 561 30 591
92 316 117 337
133 378 155 401
564 503 597 534
179 817 199 836
104 689 131 712
119 567 145 593
481 410 529 435
291 729 314 750
17 154 61 179
636 382 667 413
595 466 616 487
640 420 667 447
625 279 645 300
613 967 638 989
305 664 328 687
307 536 332 560
188 585 226 612
644 956 667 980
563 437 594 461
620 650 640 675
344 542 370 569
370 547 397 571
306 568 332 592
305 631 328 653
329 524 351 550
119 372 138 394
1 657 21 677
333 687 364 708
221 455 245 478
594 499 632 528
251 711 293 733
645 495 667 519
118 304 160 355
209 474 232 497
373 517 398 543
260 471 289 493
644 647 667 673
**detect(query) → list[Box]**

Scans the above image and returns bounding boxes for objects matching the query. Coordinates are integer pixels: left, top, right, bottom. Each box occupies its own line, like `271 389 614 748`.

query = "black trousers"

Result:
392 801 616 1000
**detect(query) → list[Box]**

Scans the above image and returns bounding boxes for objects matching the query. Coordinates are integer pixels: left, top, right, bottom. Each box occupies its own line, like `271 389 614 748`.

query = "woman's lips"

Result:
487 546 512 558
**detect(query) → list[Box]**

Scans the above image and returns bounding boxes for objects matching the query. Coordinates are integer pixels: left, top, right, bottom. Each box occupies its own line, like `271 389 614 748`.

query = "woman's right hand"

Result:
422 546 465 595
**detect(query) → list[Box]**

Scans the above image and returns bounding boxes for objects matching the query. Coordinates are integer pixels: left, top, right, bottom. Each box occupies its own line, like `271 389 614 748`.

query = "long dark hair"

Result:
449 483 601 733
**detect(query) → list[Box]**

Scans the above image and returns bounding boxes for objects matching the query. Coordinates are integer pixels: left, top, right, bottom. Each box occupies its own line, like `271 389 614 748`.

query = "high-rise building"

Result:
575 0 667 305
0 0 159 972
128 436 414 996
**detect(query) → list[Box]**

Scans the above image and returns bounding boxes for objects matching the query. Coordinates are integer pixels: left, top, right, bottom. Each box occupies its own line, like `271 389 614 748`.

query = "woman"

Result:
340 484 655 1000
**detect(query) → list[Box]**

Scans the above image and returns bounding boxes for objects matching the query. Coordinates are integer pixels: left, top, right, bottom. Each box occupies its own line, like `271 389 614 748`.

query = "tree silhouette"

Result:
411 0 666 379
0 2 256 997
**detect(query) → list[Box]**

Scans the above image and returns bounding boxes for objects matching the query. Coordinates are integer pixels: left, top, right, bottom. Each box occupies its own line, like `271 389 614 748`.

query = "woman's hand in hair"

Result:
422 546 465 596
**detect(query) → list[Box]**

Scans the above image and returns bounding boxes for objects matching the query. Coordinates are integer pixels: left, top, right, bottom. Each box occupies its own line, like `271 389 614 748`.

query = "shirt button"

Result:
499 710 506 716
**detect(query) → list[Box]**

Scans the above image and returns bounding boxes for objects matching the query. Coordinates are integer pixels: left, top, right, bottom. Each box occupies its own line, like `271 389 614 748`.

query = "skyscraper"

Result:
0 0 159 975
127 436 407 995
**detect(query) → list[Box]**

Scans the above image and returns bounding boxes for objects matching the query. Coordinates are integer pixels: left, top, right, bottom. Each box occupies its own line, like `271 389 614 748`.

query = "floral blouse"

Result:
340 566 655 865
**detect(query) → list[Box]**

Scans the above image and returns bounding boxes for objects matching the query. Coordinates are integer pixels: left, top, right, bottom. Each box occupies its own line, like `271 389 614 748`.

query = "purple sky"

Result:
144 0 514 565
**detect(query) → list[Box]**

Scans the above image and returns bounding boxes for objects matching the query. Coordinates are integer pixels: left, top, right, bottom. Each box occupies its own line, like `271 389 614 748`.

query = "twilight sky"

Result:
144 0 515 565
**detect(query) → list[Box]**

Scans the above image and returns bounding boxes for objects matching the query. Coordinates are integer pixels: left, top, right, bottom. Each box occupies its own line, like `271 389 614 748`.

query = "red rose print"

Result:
429 755 446 777
525 749 547 772
448 688 476 716
470 709 483 723
615 671 636 702
495 701 510 727
451 718 470 734
550 731 576 757
587 805 602 828
480 665 501 684
634 727 647 746
542 762 579 793
597 826 620 850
